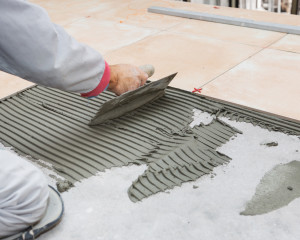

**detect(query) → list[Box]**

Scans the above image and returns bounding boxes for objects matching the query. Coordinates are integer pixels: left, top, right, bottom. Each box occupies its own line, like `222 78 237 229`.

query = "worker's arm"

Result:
0 0 147 97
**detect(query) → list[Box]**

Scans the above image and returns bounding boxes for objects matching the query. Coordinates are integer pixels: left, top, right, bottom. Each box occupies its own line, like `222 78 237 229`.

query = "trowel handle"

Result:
139 65 155 78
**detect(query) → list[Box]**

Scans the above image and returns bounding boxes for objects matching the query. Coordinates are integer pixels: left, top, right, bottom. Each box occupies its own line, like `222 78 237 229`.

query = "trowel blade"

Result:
89 73 177 126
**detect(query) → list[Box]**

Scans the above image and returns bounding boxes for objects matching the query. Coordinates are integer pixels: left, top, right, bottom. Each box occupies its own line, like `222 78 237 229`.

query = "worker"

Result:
0 0 148 238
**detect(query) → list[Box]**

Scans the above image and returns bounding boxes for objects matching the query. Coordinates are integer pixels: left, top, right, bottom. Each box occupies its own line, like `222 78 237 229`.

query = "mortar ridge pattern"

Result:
1 85 300 201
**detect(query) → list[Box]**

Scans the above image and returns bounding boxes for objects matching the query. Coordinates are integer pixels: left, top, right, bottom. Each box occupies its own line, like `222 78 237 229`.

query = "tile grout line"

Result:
99 3 190 56
103 31 159 57
265 32 288 48
199 49 262 88
164 27 288 49
199 33 288 89
268 34 300 55
270 48 300 55
103 21 184 57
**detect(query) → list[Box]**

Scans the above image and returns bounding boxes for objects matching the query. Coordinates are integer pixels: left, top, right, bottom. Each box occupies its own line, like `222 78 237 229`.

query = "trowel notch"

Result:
89 73 178 126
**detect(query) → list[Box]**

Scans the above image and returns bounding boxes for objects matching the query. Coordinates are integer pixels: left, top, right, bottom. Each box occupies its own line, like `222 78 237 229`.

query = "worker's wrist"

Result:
80 61 110 98
107 65 118 91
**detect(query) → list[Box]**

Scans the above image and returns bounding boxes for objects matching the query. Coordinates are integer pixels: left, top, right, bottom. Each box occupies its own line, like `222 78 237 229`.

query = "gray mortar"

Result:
56 179 74 193
1 84 300 202
265 142 278 147
260 141 278 147
241 161 300 216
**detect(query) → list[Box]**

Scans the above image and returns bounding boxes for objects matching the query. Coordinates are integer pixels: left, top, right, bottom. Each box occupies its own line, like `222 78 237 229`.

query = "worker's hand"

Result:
108 64 148 96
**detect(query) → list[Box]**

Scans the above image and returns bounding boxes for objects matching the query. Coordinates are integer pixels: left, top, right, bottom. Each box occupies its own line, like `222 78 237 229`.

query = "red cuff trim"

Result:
81 61 110 98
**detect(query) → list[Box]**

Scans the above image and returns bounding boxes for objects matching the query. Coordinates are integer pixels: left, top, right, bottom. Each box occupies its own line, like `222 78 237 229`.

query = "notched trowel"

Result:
89 65 177 126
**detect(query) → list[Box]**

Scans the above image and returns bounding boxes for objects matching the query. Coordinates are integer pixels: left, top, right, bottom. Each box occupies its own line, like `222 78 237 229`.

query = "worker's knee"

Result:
0 150 49 238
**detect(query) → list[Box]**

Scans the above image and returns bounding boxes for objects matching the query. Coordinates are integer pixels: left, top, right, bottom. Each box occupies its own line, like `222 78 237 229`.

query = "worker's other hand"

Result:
108 64 148 96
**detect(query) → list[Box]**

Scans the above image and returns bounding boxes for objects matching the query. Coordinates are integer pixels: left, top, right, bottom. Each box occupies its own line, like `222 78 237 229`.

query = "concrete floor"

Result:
1 0 300 121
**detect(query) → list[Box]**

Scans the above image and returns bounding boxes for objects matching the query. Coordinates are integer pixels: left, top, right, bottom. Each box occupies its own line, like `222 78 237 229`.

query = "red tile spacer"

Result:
192 88 202 93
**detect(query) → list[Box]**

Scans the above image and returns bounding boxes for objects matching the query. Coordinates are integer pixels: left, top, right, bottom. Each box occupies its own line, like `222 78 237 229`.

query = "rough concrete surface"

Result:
241 160 300 215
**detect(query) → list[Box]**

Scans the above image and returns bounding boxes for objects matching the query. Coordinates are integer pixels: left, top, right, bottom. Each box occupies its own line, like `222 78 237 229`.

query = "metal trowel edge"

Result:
89 73 177 126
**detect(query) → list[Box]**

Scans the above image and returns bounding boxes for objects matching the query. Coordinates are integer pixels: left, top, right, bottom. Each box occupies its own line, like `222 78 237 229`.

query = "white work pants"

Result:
0 149 49 238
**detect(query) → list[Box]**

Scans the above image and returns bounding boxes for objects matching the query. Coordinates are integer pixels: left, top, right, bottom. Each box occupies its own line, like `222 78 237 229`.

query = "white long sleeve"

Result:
0 0 109 96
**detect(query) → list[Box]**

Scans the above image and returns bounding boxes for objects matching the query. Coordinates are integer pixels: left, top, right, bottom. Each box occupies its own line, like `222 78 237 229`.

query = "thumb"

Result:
140 71 148 86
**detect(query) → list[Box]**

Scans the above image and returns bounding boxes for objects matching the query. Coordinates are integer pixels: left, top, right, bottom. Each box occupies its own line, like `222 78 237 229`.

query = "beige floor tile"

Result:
65 18 157 55
202 48 300 120
270 34 300 54
30 0 300 27
29 0 94 26
93 0 188 30
0 72 34 99
45 10 86 26
168 19 286 47
105 32 260 91
30 0 126 13
30 0 132 26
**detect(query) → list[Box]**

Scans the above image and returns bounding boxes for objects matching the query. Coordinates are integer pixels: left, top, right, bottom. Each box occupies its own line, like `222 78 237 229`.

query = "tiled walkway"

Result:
1 0 300 120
